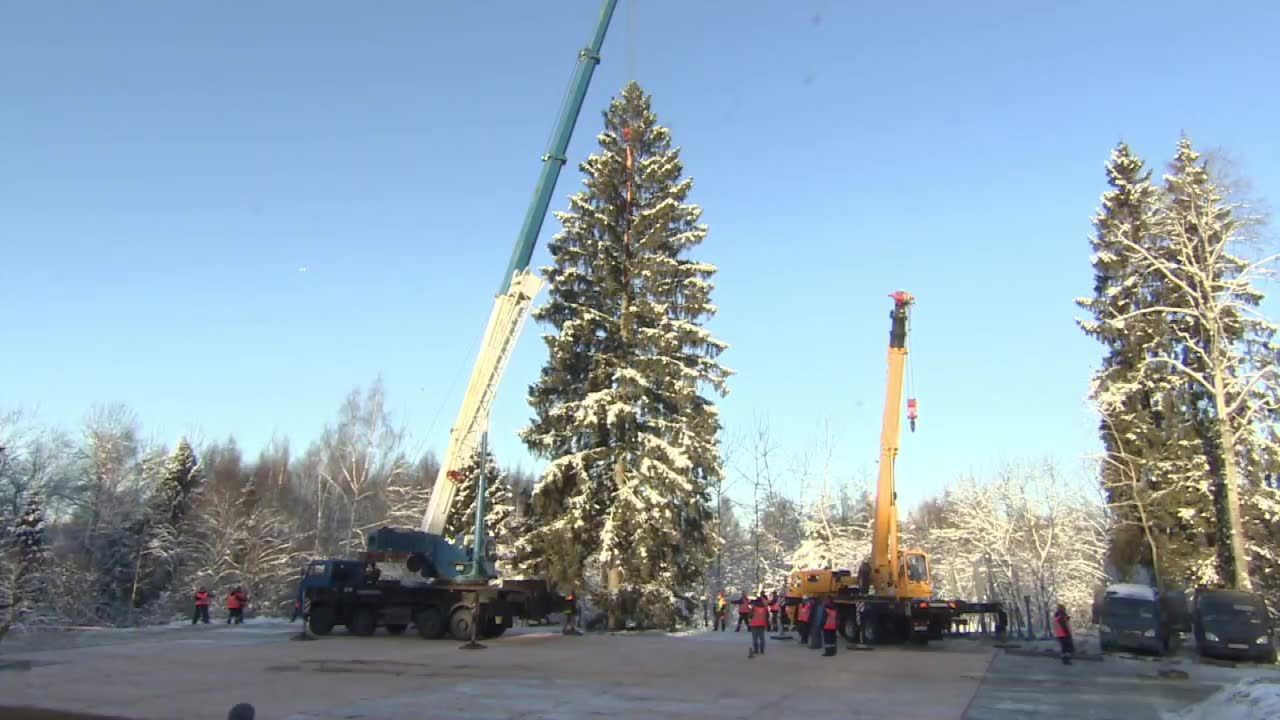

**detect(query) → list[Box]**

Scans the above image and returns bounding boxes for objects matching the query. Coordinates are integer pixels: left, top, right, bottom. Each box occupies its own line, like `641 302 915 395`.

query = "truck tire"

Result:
862 615 882 645
349 608 377 637
308 605 336 636
840 612 859 643
415 607 445 640
385 624 408 636
449 606 475 641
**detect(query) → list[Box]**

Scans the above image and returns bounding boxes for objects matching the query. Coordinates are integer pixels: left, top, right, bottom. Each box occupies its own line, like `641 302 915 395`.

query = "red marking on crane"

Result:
890 290 913 306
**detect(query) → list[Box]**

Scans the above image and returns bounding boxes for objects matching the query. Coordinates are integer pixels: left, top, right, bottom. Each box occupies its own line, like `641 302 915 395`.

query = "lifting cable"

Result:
627 0 639 83
907 317 919 433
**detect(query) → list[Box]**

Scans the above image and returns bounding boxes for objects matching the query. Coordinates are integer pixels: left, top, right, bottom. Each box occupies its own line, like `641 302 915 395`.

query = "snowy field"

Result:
0 621 1276 720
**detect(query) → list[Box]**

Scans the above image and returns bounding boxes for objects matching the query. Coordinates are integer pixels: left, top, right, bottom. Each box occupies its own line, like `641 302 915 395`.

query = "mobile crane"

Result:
785 292 1001 644
295 0 618 641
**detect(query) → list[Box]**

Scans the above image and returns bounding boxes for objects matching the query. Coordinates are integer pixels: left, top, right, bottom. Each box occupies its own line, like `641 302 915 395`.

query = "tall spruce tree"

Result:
1075 143 1212 586
443 448 515 553
517 82 730 627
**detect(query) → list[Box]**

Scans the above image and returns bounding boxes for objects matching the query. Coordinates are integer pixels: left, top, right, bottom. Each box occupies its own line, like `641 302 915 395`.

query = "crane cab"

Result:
898 550 933 601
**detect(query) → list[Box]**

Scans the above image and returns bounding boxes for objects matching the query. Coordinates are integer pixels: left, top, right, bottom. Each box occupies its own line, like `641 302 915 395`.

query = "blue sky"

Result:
3 1 1278 511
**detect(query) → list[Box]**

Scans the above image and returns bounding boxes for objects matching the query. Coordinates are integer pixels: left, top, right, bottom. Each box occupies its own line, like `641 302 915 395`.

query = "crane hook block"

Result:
907 398 918 433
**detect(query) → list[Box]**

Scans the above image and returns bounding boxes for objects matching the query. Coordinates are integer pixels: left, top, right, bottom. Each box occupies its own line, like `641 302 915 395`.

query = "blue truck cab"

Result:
1097 583 1173 655
1192 588 1277 664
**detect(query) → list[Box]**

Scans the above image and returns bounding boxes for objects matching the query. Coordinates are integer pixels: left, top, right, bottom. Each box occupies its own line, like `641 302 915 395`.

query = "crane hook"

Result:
907 398 918 433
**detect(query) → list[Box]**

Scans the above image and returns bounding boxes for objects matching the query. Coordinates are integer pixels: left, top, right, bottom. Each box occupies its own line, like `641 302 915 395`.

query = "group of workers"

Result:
715 591 840 658
192 586 250 625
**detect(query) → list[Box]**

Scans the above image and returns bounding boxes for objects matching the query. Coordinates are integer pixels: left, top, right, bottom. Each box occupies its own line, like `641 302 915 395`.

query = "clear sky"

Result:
4 1 1278 511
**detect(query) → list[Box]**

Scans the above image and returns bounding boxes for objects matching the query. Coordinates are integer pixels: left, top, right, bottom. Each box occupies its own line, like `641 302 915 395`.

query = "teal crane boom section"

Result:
497 0 618 294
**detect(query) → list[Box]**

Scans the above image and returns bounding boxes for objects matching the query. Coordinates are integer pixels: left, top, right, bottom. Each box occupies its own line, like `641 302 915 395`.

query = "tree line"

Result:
0 384 535 639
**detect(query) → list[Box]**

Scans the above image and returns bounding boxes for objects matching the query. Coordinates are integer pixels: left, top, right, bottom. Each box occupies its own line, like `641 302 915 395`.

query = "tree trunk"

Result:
1213 368 1251 589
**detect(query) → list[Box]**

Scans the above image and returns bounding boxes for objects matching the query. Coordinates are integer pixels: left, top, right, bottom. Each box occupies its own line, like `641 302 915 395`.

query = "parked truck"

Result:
1095 583 1176 655
1191 587 1277 663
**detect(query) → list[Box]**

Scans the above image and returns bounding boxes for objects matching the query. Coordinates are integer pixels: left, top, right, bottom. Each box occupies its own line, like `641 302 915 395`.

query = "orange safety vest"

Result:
1052 612 1069 638
749 605 769 629
194 591 210 607
738 600 751 616
226 593 242 610
823 606 838 632
798 602 811 623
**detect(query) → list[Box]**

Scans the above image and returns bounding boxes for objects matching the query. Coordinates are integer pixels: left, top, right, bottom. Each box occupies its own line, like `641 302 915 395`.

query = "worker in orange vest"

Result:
192 587 211 625
747 595 769 657
226 587 247 624
821 598 839 656
1052 603 1074 665
767 592 781 632
735 594 751 632
796 596 813 645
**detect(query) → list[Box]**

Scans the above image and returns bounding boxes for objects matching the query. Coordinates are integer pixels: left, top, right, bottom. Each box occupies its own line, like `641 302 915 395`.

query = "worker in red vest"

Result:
192 587 211 625
767 592 781 632
821 598 839 656
747 595 769 657
1052 603 1074 665
226 587 247 624
735 594 751 632
796 597 812 644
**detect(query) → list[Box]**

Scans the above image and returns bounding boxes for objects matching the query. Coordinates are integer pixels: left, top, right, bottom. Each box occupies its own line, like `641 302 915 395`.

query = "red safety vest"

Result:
749 605 769 629
798 602 811 623
738 600 751 616
769 601 779 613
194 591 210 607
1052 612 1069 638
823 606 838 631
227 592 242 610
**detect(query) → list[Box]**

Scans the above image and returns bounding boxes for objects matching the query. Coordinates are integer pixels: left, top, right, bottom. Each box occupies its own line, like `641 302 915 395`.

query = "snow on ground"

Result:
1164 678 1280 720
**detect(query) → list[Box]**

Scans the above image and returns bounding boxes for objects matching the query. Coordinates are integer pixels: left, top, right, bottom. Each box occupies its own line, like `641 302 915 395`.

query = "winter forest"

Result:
3 84 1278 640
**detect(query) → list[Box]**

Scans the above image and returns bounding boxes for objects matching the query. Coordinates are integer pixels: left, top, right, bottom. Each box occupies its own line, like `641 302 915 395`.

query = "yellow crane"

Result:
786 291 998 644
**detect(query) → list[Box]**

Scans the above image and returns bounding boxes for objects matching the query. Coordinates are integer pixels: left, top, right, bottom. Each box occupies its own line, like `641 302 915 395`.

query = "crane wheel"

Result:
449 606 475 641
415 607 445 639
349 608 377 637
307 606 336 636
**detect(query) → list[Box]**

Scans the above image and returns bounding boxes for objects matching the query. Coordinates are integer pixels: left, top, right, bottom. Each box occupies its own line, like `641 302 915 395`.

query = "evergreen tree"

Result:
443 448 515 554
1075 143 1212 586
14 490 47 566
517 82 730 626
